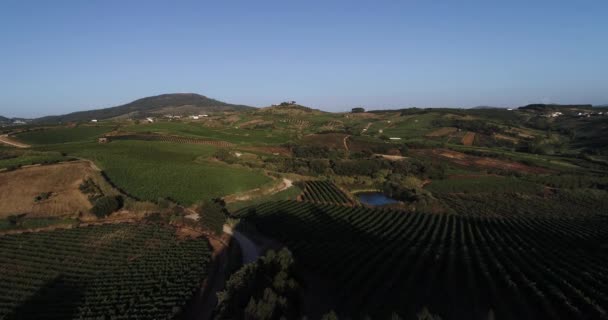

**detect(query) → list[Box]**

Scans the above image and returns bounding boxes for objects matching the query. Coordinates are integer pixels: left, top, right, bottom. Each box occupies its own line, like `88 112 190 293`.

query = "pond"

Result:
356 192 400 206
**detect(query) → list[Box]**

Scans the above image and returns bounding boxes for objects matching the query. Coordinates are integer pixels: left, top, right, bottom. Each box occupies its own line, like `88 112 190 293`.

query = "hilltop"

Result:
34 93 254 123
254 101 326 116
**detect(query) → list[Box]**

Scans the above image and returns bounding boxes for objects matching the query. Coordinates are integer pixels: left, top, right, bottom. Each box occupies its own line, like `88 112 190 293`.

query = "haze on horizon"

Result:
1 0 607 118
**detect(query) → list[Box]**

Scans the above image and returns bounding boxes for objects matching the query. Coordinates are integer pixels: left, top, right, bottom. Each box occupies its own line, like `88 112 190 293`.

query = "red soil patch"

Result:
302 133 350 150
461 132 475 146
411 148 552 174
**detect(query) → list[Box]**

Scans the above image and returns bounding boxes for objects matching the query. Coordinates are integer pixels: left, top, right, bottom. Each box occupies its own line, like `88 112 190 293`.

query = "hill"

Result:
0 116 9 123
34 93 255 123
254 102 325 116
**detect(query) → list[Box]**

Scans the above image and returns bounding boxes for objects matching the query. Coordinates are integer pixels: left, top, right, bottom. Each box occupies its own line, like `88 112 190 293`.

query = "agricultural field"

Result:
0 161 103 218
0 223 211 319
14 126 114 145
298 180 356 206
425 176 542 194
122 121 295 145
236 200 608 319
38 140 271 204
0 150 69 170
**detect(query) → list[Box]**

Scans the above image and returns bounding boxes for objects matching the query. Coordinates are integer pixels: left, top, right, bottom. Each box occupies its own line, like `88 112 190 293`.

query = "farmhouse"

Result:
98 137 108 143
190 115 200 120
91 119 98 123
145 117 154 123
389 137 402 140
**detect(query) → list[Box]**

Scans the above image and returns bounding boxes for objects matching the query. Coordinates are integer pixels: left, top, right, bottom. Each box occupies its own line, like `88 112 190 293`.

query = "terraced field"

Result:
236 201 608 319
0 223 211 319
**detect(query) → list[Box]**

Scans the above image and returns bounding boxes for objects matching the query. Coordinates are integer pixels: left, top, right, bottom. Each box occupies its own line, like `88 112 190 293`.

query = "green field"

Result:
40 140 271 204
15 126 114 145
123 122 295 145
0 150 69 169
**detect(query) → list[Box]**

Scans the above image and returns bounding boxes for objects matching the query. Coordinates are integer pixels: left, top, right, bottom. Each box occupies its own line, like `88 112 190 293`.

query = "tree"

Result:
351 107 365 113
197 199 227 235
91 196 122 218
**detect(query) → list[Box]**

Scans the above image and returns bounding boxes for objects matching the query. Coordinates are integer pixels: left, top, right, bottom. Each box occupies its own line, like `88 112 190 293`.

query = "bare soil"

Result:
0 161 100 217
426 127 457 137
461 132 476 146
411 148 552 174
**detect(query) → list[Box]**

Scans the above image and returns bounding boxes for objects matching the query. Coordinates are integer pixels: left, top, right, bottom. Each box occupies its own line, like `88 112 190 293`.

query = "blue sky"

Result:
1 0 607 117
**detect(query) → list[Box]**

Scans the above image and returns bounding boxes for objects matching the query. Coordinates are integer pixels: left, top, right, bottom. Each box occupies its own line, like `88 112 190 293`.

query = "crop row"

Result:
236 201 608 319
0 223 211 319
299 181 356 206
110 134 234 147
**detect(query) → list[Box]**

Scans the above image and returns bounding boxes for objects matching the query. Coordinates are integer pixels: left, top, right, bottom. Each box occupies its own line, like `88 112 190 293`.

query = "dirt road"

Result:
343 135 350 151
0 134 29 148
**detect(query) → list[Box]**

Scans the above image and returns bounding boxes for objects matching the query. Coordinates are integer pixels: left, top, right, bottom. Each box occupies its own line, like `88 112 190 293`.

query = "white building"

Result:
145 117 154 123
91 119 98 123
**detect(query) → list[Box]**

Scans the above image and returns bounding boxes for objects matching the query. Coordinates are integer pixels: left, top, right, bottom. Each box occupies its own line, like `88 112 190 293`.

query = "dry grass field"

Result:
426 127 457 137
0 161 105 217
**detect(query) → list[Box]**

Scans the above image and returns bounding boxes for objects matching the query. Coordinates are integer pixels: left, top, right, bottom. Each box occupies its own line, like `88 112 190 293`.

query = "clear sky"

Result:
1 0 607 117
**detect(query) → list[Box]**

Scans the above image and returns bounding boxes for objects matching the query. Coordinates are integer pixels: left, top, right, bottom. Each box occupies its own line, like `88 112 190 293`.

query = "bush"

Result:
91 196 122 218
197 199 227 235
7 214 26 226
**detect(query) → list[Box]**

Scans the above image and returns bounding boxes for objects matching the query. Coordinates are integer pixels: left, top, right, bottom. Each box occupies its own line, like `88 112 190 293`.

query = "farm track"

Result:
0 134 30 148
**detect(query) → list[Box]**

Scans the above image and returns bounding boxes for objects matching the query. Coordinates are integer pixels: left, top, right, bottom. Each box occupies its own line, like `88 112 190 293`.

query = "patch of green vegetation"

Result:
15 126 113 145
382 113 442 138
40 140 271 204
0 216 77 231
0 150 68 169
426 176 543 194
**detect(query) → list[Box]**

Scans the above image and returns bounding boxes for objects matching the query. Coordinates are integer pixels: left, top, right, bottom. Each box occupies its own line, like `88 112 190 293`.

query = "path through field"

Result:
343 135 350 151
0 134 30 148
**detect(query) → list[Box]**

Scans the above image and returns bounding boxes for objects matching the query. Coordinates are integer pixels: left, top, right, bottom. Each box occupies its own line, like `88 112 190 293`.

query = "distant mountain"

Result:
34 93 255 123
0 116 9 122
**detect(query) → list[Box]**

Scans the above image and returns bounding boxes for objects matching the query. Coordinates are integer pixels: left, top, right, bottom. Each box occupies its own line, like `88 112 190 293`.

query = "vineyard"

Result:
236 201 608 319
0 223 211 319
298 181 356 206
109 134 234 147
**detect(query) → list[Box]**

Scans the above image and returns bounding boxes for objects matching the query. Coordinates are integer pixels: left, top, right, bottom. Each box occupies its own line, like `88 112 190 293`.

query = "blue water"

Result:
356 192 400 206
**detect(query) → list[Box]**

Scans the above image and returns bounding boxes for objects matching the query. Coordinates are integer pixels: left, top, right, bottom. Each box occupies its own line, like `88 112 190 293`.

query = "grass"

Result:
15 126 113 145
0 150 68 169
0 217 77 231
39 140 272 204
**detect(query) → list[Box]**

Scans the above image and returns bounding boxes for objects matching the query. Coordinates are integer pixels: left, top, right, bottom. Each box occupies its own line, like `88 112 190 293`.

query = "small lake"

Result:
356 192 400 206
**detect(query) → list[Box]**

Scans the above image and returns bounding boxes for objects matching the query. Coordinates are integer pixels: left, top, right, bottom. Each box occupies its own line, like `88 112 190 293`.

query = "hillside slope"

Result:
35 93 254 123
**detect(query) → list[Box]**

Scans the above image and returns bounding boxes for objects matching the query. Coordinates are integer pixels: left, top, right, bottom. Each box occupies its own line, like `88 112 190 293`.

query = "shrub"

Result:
91 196 122 218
